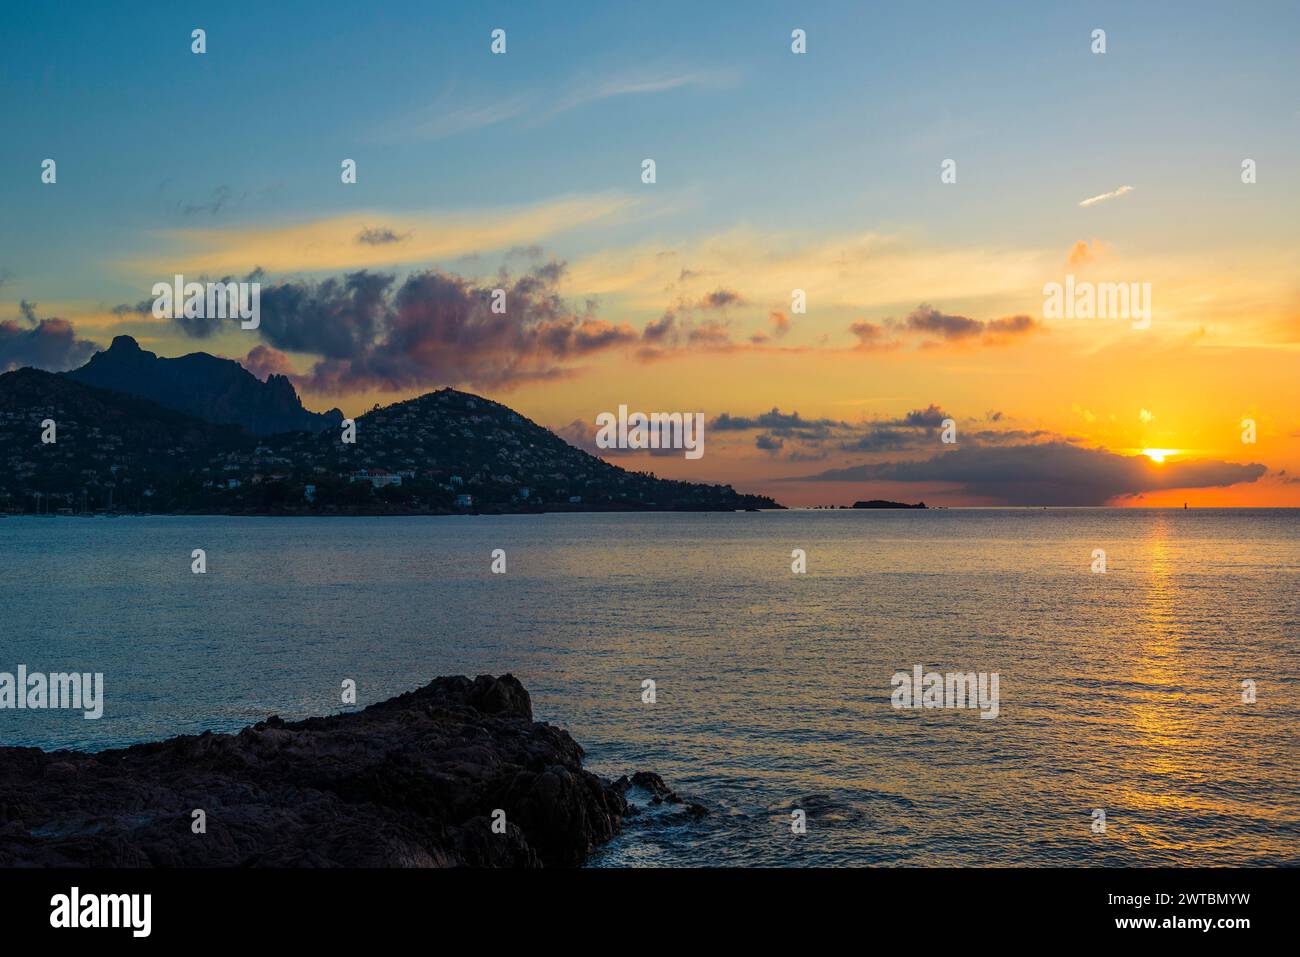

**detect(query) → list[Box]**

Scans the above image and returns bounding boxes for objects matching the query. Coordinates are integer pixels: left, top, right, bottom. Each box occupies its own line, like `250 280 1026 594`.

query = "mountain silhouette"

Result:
65 335 343 436
2 361 781 514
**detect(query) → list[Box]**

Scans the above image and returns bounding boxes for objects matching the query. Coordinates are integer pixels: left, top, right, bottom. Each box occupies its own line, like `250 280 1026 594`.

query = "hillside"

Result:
0 366 780 514
0 367 250 512
66 335 343 435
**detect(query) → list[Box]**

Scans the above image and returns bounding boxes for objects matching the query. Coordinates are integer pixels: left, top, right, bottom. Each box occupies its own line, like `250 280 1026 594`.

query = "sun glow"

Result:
1141 448 1181 464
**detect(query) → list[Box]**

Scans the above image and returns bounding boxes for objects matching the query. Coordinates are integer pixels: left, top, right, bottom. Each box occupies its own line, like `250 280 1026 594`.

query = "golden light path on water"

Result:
2 509 1297 865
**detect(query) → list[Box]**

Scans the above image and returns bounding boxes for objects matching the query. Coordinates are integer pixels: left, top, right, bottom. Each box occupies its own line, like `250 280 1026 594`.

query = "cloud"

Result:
634 286 761 358
709 404 966 460
982 313 1038 342
850 320 890 350
537 68 738 123
0 301 98 372
790 442 1265 506
553 418 682 458
900 304 1040 344
1079 185 1134 207
356 226 410 246
383 67 738 142
239 344 294 382
563 228 1055 319
846 305 1042 350
898 404 948 428
388 93 532 141
1067 239 1107 266
177 261 640 393
118 195 634 275
902 304 984 340
712 408 840 437
698 288 744 309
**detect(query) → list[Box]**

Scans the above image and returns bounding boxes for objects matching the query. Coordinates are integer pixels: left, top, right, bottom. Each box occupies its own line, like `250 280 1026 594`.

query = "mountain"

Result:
0 367 250 512
0 365 782 514
279 386 781 510
65 335 343 435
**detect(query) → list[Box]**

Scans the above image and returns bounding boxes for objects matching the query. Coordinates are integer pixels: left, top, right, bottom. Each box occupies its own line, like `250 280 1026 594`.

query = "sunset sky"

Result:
2 0 1298 505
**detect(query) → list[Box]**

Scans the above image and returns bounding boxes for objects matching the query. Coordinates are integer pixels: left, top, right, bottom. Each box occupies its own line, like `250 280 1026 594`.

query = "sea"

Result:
2 509 1297 866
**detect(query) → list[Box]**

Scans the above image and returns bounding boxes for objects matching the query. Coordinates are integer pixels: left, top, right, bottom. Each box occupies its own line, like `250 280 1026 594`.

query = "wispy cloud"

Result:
382 67 739 142
116 194 636 276
1078 185 1134 207
389 93 532 141
529 68 740 125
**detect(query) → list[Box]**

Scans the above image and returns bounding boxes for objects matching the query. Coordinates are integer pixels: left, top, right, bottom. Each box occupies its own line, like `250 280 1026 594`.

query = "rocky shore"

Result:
0 674 688 867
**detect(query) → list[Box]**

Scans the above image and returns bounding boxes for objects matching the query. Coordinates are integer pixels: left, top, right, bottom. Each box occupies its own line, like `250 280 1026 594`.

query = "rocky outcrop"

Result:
66 335 344 435
0 675 636 867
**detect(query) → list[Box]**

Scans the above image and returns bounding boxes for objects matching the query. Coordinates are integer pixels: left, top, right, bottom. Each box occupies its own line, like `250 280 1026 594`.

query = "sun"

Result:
1141 448 1180 464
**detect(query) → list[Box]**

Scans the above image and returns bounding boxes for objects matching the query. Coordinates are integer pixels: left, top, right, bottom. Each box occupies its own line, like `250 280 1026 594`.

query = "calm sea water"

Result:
2 510 1297 866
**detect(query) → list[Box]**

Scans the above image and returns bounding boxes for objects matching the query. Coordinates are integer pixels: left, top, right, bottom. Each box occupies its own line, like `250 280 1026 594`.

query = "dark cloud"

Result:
711 409 838 437
0 301 98 372
849 305 1042 350
903 304 984 340
356 226 409 246
898 404 948 429
216 262 640 393
642 313 675 342
985 314 1037 337
790 442 1266 506
838 428 914 452
686 319 734 347
710 405 965 461
131 257 757 387
111 269 266 339
699 288 744 309
257 271 394 358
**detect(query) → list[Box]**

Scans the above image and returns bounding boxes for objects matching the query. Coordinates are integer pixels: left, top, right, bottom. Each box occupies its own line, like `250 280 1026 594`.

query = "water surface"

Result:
2 510 1297 866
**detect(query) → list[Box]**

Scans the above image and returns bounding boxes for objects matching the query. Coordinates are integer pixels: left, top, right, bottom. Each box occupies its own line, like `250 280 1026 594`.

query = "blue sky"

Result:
3 0 1297 306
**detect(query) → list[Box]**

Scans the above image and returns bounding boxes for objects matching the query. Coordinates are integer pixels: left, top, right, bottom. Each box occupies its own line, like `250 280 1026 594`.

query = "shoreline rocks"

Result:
0 675 650 867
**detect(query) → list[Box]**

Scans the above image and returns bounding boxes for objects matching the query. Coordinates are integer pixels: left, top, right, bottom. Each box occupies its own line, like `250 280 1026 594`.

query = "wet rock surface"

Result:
0 675 674 867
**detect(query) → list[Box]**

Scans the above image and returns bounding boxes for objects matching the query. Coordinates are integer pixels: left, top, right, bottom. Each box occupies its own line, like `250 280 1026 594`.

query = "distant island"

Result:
852 500 927 509
0 336 782 516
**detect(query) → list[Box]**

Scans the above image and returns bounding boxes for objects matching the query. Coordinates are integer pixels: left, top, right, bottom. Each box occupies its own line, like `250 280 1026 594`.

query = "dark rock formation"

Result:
0 675 636 867
612 771 709 820
66 335 343 435
851 499 927 509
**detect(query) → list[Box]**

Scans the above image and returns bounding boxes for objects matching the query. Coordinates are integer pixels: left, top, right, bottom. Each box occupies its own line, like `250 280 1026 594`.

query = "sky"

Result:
2 0 1298 506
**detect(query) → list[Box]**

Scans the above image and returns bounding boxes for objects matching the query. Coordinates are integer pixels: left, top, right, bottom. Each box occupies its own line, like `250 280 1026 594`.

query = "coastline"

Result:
0 674 691 868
